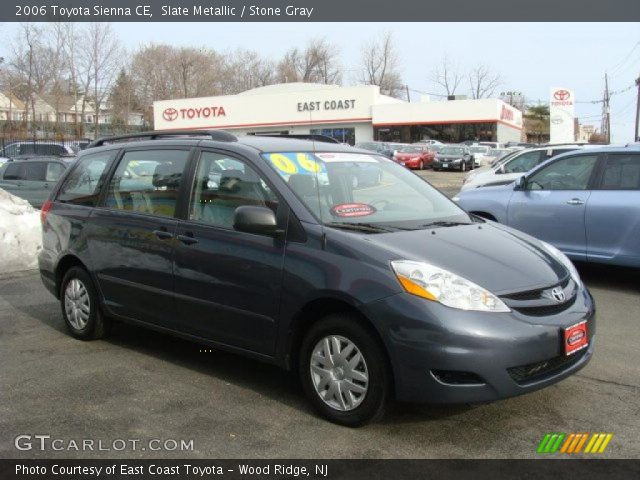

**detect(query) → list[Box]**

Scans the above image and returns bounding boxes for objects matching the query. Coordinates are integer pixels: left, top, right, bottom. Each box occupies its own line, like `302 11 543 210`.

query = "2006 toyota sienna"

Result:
39 130 595 426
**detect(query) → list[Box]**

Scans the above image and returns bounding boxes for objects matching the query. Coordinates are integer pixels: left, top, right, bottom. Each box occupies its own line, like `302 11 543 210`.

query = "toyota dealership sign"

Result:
549 87 575 143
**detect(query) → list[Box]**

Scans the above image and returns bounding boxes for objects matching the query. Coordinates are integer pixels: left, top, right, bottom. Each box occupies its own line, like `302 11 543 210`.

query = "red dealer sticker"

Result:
564 320 588 356
330 203 377 218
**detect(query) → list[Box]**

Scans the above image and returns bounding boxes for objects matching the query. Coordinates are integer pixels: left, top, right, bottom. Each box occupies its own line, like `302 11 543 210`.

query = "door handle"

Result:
153 228 174 240
177 232 198 245
43 183 49 189
566 198 585 206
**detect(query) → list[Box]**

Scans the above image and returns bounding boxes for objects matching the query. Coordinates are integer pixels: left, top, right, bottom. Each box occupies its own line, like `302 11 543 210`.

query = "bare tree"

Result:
86 23 122 136
223 49 276 93
359 32 404 98
277 38 341 84
468 64 502 99
430 56 463 96
10 24 44 131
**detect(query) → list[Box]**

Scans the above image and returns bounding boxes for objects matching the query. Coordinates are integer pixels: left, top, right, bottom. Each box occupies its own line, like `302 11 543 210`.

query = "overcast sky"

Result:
2 22 639 142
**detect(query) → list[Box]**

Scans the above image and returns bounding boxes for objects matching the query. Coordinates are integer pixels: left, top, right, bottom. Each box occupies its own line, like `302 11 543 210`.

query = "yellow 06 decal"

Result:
267 153 323 175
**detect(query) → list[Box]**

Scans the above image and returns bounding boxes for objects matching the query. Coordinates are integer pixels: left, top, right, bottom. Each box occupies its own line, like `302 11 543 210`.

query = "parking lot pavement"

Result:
1 262 639 459
415 168 467 198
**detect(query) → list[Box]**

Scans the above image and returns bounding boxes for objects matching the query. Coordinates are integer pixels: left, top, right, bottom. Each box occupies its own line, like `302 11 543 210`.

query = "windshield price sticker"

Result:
316 153 379 163
331 203 377 218
265 152 325 176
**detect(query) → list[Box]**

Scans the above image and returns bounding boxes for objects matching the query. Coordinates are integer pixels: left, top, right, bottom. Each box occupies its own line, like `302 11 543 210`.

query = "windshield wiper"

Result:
325 222 394 233
419 221 471 228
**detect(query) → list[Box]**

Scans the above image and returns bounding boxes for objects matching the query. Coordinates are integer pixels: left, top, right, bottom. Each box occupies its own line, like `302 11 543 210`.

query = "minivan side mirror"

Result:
514 176 526 191
233 206 281 236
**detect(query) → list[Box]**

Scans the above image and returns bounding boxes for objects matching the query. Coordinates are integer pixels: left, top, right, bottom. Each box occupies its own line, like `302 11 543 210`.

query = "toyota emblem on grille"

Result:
551 287 566 303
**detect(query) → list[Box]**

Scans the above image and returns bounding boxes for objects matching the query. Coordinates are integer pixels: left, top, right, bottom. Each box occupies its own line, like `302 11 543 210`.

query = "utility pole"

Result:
405 84 411 102
635 73 640 142
601 73 611 144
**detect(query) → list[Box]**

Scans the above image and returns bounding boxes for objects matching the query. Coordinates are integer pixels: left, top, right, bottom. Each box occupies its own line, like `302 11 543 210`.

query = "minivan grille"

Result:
507 349 587 385
502 277 570 301
512 295 577 316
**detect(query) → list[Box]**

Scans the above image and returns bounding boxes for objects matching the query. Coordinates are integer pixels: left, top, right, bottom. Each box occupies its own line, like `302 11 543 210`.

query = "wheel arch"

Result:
54 255 90 298
286 297 394 390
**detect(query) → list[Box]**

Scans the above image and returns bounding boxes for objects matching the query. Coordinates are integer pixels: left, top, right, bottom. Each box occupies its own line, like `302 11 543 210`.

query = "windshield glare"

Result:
440 147 464 155
399 146 422 153
263 152 470 231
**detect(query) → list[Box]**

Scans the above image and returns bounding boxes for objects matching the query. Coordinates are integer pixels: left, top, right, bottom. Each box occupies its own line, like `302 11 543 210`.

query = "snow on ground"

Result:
0 189 42 273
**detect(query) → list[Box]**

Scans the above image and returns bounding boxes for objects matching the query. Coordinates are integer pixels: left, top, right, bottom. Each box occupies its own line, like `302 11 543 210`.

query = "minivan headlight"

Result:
391 260 510 312
540 241 582 287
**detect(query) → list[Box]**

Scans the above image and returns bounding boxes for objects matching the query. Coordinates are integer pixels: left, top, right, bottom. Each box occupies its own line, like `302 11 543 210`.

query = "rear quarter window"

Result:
57 151 116 206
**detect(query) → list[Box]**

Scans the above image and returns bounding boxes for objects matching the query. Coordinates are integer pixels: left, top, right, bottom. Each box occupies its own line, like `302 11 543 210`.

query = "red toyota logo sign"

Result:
553 90 571 101
163 108 178 122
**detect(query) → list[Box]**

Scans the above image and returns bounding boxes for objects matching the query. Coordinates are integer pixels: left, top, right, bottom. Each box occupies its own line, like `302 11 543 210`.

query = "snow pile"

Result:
0 189 42 273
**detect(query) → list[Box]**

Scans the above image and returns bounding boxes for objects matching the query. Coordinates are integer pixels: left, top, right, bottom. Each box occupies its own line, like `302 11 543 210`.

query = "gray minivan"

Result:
0 158 71 208
38 130 595 426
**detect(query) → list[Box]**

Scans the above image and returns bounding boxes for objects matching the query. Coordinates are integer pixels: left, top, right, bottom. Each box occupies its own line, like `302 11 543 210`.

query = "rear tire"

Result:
60 267 108 340
299 313 391 427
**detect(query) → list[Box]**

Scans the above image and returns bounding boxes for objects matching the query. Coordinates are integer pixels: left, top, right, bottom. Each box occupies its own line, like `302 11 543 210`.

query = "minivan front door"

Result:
507 154 599 260
172 151 286 356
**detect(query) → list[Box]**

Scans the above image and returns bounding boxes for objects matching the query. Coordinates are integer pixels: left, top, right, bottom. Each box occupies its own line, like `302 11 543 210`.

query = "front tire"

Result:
299 314 391 426
461 162 467 172
61 267 108 340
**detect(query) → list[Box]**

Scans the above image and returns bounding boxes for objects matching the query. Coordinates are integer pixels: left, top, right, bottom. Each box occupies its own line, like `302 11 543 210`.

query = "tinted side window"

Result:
189 152 278 229
34 145 54 156
3 163 25 180
22 162 47 181
104 149 189 218
599 154 640 190
527 155 599 191
57 151 115 206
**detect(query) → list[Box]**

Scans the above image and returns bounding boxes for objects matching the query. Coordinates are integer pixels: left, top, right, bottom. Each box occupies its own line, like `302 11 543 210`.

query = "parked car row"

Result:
356 140 521 172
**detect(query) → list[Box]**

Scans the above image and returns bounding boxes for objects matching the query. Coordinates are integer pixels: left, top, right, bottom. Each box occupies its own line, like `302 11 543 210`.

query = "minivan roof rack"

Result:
87 129 238 148
251 134 341 144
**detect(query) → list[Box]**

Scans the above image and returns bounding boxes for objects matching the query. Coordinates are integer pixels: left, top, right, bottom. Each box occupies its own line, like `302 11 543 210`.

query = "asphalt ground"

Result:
1 169 638 459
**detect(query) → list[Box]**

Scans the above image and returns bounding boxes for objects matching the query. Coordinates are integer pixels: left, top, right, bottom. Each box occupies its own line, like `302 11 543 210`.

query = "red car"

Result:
393 145 436 170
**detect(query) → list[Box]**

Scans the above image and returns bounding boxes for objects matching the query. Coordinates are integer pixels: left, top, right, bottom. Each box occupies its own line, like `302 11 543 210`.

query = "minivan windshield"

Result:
263 151 471 231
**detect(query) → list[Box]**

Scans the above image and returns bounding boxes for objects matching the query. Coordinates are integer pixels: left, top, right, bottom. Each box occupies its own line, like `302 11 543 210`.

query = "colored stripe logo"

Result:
537 433 613 454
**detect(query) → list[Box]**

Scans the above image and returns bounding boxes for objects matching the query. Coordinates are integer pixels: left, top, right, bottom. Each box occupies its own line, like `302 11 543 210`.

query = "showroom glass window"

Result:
104 149 189 218
58 152 115 206
527 155 599 191
598 154 640 190
310 128 356 145
188 151 279 229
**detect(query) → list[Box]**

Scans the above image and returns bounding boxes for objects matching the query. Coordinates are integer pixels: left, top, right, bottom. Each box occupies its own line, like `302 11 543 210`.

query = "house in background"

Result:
0 92 26 121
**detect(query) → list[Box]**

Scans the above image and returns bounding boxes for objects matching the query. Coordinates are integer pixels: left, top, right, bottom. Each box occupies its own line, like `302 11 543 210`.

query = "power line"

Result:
609 41 640 76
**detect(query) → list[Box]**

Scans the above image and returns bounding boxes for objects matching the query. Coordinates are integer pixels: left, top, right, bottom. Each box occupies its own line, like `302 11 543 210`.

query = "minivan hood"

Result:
362 222 566 295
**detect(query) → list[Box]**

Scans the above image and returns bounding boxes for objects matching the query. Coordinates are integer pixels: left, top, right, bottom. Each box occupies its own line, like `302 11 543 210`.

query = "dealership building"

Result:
153 83 523 145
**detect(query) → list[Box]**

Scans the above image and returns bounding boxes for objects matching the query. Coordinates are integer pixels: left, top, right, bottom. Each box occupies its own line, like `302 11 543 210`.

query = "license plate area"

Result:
443 163 448 168
564 320 588 356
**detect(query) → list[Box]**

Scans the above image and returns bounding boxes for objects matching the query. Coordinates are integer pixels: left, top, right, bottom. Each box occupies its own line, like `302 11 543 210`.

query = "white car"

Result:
459 145 587 192
468 145 492 167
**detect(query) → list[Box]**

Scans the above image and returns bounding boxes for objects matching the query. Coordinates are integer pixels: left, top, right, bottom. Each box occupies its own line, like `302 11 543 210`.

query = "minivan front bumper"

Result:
361 287 595 404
